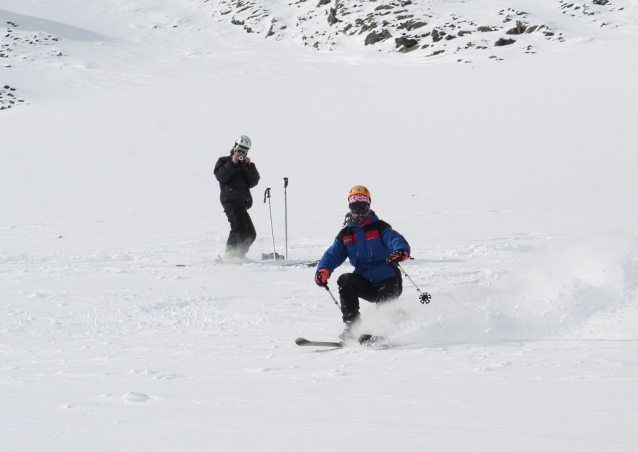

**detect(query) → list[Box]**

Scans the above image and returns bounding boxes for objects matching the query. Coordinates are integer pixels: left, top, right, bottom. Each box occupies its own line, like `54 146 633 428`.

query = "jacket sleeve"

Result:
214 158 238 184
382 225 411 256
317 237 348 274
243 163 260 188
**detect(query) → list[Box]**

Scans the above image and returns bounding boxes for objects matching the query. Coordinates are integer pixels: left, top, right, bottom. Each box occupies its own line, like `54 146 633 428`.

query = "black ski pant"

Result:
337 273 402 323
223 203 256 256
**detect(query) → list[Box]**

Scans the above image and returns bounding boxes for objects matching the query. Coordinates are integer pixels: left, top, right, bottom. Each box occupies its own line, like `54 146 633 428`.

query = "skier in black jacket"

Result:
214 135 260 261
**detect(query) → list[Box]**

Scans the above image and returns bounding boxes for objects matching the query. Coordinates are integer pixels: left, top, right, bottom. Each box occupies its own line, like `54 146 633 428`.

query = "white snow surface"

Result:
2 0 638 450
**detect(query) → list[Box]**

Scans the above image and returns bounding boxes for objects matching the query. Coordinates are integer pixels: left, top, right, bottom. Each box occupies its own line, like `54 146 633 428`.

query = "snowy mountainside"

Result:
211 0 638 60
0 18 62 109
1 0 636 112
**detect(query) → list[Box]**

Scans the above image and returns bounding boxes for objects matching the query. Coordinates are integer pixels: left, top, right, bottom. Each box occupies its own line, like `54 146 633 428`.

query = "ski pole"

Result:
263 188 276 260
283 177 289 260
324 284 341 310
397 263 432 304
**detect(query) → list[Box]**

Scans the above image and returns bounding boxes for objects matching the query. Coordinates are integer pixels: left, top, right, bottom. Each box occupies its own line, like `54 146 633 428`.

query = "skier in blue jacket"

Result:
315 186 411 339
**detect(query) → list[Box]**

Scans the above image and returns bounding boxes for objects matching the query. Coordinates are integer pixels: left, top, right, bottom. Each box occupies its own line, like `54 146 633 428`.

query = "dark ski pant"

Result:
337 273 402 323
223 203 256 256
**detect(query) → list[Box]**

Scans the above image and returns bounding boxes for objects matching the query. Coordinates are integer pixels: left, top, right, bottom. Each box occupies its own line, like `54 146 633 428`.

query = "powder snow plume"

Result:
361 233 638 346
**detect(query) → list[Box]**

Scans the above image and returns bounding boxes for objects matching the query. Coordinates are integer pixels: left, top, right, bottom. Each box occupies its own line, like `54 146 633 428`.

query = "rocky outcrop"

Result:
365 29 392 46
495 37 516 46
0 85 26 111
213 0 634 61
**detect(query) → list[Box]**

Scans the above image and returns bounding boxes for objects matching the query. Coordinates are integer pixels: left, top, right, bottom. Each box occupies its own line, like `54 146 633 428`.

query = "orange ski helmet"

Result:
348 185 371 204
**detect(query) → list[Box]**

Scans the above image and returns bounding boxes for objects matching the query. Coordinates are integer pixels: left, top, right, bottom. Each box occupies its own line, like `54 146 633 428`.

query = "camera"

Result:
238 155 245 161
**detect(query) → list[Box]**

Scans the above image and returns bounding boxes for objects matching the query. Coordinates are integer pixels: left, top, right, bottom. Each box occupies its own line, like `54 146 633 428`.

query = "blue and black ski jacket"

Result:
317 212 410 286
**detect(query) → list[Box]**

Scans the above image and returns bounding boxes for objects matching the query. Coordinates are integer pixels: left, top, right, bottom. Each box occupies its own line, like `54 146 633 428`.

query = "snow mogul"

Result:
214 135 260 261
314 185 411 340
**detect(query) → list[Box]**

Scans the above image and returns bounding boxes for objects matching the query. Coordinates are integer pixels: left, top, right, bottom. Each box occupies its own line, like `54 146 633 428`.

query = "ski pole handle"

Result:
263 187 271 203
283 177 288 188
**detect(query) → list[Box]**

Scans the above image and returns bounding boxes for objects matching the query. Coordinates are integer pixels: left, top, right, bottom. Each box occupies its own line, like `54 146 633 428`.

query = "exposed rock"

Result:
399 43 419 53
395 36 419 48
397 20 427 31
359 22 378 33
431 28 446 42
495 37 516 46
0 84 26 111
327 7 339 25
506 20 527 34
210 0 628 58
365 29 392 45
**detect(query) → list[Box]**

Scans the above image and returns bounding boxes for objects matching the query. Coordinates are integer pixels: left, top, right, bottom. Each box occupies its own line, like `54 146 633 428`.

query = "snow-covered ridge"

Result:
1 19 62 109
211 0 637 59
1 19 64 66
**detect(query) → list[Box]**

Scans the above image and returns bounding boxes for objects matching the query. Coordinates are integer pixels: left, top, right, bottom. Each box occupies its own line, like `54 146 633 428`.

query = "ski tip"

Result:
295 337 344 348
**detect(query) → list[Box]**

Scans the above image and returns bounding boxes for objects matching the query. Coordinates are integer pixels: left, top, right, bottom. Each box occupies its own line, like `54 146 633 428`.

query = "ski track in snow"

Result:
2 0 638 450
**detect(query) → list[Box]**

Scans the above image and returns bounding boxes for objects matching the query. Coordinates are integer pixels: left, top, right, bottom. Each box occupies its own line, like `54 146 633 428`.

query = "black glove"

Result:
315 269 330 287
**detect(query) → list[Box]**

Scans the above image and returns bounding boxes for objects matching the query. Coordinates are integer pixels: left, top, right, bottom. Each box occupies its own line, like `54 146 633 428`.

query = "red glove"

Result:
315 269 330 287
386 250 409 266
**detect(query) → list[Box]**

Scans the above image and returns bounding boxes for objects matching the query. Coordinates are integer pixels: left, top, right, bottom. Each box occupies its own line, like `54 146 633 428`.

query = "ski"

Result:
358 334 391 348
175 260 216 267
295 337 343 348
295 335 390 348
279 259 320 268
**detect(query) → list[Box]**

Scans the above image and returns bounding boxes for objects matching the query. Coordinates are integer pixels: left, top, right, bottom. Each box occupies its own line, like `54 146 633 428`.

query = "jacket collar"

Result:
346 211 378 228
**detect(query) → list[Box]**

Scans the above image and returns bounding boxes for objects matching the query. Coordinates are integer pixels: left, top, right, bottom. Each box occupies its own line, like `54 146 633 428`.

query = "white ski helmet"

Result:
234 135 252 151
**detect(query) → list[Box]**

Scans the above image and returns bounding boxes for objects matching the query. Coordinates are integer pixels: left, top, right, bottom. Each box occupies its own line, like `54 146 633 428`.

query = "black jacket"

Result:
214 152 260 209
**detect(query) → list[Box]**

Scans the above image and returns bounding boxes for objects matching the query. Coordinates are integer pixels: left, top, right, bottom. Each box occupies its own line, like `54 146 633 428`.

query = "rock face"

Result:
495 38 516 46
506 21 528 35
212 0 634 61
395 36 419 48
327 6 339 25
365 29 392 46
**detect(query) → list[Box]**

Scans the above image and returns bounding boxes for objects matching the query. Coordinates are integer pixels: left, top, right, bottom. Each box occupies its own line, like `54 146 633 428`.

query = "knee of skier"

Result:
337 273 354 289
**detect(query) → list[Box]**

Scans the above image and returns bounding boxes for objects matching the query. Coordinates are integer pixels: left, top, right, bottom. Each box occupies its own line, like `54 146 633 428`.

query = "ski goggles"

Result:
349 202 370 216
235 145 249 153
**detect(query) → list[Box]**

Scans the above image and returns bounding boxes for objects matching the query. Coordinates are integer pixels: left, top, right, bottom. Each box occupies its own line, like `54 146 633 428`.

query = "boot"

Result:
339 313 361 341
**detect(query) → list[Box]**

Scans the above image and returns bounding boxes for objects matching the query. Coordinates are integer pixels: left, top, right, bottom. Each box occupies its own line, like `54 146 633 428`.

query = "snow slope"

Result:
1 0 638 450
